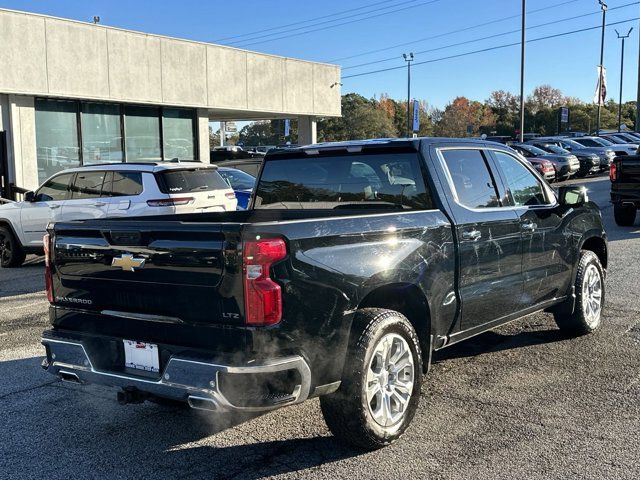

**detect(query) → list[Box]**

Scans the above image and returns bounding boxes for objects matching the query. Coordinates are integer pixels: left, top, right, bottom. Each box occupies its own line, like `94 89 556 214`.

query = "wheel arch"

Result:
358 283 432 373
580 234 607 270
0 218 23 248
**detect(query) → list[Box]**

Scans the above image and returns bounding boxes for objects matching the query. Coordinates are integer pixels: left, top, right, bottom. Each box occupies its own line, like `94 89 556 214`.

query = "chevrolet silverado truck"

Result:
41 138 608 450
610 154 640 226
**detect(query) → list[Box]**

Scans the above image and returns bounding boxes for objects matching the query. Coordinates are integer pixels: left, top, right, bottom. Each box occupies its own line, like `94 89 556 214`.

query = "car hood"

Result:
0 200 21 213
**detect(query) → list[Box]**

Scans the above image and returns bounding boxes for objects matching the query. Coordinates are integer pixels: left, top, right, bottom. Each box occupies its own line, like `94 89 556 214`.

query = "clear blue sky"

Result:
1 0 639 109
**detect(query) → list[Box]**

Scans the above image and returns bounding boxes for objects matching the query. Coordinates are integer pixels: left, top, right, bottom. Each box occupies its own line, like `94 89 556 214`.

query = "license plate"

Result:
123 340 159 373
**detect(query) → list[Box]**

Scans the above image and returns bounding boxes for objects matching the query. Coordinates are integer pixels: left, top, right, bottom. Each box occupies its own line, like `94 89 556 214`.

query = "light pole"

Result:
403 53 414 137
518 0 526 143
636 17 640 132
615 28 633 132
596 0 607 135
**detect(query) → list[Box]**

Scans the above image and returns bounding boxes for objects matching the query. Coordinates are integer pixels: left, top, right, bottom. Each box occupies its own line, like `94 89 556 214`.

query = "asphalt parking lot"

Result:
1 174 639 480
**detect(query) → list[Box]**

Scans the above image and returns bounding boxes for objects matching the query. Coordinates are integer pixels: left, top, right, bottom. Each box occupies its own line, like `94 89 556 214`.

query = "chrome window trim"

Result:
435 146 558 213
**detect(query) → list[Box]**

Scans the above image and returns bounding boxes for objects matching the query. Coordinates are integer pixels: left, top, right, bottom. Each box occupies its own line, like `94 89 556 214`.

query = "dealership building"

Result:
0 8 341 195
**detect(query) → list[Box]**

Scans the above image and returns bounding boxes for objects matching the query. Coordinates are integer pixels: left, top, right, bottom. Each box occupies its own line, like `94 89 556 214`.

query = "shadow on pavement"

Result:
433 327 569 363
0 355 363 479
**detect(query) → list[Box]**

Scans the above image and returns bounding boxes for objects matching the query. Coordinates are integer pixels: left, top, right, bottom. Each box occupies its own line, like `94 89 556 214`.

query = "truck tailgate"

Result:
50 220 244 327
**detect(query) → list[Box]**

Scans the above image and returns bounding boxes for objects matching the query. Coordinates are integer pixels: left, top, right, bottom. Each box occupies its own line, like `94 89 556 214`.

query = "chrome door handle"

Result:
49 205 61 209
462 229 482 241
522 221 537 231
93 202 107 207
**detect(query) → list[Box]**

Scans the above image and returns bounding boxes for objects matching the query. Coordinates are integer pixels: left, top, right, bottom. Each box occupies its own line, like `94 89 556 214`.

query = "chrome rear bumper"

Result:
42 334 311 413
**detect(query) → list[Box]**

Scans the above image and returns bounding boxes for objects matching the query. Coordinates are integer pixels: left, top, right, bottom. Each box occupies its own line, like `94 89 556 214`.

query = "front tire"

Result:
614 203 637 226
0 226 26 268
320 308 422 450
554 250 604 336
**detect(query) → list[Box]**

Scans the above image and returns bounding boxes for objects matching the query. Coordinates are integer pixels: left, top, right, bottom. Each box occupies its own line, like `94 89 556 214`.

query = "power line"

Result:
213 0 395 42
342 16 640 79
342 1 639 71
330 0 582 63
231 0 443 48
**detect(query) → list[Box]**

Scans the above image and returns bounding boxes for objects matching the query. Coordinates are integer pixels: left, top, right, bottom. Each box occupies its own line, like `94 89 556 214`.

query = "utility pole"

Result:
403 53 414 138
596 0 608 135
636 17 640 132
518 0 526 143
616 28 633 132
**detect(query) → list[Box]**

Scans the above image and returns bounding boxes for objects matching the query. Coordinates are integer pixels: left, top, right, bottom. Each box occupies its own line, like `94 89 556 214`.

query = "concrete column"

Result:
196 109 210 163
297 116 317 145
8 95 38 190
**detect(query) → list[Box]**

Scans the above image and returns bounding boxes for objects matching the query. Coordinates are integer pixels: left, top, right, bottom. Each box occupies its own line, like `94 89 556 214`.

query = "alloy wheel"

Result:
365 333 415 428
582 264 602 327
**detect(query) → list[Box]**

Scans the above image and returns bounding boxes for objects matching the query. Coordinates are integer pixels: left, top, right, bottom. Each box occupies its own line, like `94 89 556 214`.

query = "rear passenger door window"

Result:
104 171 144 197
491 151 550 207
69 171 107 199
440 149 501 209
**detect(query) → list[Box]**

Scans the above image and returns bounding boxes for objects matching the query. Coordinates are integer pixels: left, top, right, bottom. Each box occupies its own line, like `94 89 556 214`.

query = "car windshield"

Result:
158 168 229 193
218 168 256 191
561 139 584 149
254 153 433 210
591 137 613 146
517 144 547 156
604 136 626 144
541 144 570 154
576 138 608 147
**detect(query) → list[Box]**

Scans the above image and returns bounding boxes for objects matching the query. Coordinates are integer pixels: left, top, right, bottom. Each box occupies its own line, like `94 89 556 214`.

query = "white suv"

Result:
0 162 237 267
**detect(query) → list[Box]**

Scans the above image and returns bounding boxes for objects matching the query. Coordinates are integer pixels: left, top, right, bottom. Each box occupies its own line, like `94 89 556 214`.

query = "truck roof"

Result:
266 137 499 157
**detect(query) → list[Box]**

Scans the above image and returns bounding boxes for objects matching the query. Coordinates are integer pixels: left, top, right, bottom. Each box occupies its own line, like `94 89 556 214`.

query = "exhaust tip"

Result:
59 371 81 384
187 396 218 411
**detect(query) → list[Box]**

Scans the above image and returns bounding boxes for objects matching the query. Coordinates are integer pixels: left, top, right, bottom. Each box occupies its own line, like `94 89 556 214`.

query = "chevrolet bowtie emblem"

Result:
111 254 146 272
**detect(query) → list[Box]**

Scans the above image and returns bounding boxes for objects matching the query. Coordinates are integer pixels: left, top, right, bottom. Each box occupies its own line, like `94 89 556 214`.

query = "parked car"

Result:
573 136 637 157
41 138 607 450
217 167 256 210
601 133 640 150
610 154 640 226
534 137 615 172
528 141 600 177
0 162 237 267
511 143 579 181
507 144 555 181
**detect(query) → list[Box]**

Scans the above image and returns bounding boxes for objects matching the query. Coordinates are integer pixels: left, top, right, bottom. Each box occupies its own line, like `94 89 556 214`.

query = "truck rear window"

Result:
157 168 229 194
254 153 433 210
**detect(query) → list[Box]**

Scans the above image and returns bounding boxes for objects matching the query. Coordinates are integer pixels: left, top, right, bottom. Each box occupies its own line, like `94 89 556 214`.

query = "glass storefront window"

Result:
163 108 195 161
35 99 81 184
124 106 161 162
81 103 123 164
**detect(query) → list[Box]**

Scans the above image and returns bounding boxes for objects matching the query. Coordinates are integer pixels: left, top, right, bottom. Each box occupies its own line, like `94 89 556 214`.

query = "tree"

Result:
487 90 519 135
434 97 495 137
238 120 296 146
318 93 398 141
527 85 564 114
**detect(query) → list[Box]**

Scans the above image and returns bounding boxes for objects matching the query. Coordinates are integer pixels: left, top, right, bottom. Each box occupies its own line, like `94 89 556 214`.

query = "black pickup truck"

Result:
610 154 640 226
41 138 608 450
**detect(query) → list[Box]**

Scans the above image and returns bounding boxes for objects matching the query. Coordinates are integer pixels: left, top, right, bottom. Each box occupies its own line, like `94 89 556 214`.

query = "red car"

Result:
527 158 556 182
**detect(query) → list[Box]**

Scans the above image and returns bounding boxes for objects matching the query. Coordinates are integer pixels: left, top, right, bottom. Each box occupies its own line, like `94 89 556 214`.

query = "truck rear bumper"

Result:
41 331 311 413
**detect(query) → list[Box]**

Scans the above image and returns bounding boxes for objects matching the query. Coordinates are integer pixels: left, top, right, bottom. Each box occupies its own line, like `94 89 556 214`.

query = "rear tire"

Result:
554 250 604 336
0 226 26 268
614 203 637 226
320 308 422 450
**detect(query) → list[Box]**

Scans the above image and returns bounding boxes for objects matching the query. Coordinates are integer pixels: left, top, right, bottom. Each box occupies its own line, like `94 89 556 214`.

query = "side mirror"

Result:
558 185 588 206
24 191 35 202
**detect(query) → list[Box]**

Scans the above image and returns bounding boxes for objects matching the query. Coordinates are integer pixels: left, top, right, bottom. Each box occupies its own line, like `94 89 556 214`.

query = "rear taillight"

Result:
225 192 236 200
146 197 194 207
609 162 618 182
243 238 287 326
43 233 54 303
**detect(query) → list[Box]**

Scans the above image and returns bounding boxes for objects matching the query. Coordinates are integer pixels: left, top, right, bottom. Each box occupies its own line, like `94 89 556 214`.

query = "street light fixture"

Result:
615 27 633 132
403 53 414 138
596 0 608 135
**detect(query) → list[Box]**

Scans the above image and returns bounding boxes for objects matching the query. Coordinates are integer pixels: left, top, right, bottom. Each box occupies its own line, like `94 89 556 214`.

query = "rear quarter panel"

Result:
246 210 456 386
